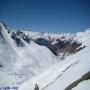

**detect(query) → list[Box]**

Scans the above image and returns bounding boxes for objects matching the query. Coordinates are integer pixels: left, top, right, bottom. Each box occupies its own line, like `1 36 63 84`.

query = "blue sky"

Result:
0 0 90 33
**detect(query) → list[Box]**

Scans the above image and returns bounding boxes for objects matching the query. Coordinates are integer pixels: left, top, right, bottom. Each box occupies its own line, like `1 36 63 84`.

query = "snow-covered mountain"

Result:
0 22 90 90
1 22 85 58
0 22 59 86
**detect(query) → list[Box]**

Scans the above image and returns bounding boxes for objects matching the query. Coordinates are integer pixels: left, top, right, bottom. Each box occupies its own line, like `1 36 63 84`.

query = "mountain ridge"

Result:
0 22 87 58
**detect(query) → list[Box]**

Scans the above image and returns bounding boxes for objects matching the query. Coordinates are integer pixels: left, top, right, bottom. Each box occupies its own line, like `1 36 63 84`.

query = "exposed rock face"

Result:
33 36 85 58
47 41 85 58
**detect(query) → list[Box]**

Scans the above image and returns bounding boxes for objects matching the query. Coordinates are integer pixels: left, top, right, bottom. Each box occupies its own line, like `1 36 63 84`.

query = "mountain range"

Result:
0 22 90 90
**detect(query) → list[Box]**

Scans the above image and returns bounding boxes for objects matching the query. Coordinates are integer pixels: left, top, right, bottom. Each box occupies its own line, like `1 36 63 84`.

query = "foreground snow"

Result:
19 29 90 90
72 80 90 90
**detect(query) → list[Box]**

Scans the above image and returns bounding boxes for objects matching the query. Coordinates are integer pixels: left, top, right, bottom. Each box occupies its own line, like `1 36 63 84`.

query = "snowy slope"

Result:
18 29 90 90
0 23 59 86
71 80 90 90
